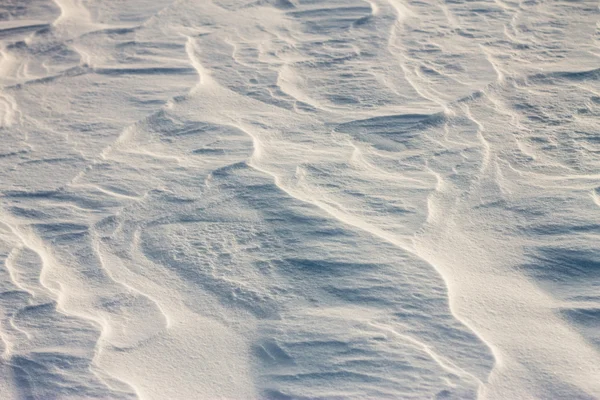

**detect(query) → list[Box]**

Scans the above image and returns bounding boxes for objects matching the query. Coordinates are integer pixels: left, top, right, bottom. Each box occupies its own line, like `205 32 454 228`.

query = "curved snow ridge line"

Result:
461 104 491 176
340 135 431 187
51 0 100 34
591 189 600 209
0 223 62 358
388 49 453 115
240 147 495 385
382 0 454 113
0 221 79 361
479 45 506 84
0 325 12 360
4 246 36 299
362 0 380 19
0 93 22 128
0 215 166 397
0 245 26 360
90 230 173 340
275 64 335 114
0 303 34 360
412 170 600 399
0 221 56 302
185 35 212 88
369 321 484 388
385 0 414 23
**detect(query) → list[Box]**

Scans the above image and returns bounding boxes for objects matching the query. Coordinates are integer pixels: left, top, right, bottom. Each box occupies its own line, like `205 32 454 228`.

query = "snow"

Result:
0 0 599 398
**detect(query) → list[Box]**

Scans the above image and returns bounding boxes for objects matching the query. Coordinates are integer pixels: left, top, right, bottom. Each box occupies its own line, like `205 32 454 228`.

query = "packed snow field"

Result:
0 0 599 399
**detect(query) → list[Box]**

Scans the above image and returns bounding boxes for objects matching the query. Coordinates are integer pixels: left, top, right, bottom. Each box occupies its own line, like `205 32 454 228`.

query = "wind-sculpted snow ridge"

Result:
0 0 599 398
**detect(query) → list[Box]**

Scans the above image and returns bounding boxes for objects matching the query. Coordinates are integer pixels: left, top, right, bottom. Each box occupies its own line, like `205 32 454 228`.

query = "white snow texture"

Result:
0 0 599 399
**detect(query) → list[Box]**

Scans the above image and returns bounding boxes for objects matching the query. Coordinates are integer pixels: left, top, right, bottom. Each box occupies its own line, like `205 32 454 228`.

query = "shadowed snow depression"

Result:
0 0 599 399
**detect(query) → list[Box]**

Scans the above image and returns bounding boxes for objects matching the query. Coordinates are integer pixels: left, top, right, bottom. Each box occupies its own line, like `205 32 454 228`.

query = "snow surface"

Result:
0 0 599 399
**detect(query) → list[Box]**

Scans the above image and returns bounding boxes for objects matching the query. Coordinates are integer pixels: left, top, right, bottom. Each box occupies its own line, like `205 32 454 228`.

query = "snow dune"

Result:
0 0 599 399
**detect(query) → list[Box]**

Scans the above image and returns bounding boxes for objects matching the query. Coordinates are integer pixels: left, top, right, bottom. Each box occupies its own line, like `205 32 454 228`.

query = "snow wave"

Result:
0 0 599 399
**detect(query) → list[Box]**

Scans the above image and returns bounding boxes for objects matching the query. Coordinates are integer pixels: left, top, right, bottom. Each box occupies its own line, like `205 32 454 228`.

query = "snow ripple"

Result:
0 0 599 399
